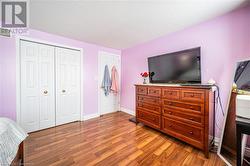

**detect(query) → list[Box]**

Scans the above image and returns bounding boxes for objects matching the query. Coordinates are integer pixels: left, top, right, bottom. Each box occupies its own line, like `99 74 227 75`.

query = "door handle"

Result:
62 90 66 93
44 90 48 94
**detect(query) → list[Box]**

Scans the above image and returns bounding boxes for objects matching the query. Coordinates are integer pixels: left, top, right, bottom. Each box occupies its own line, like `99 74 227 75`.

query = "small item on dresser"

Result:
140 72 149 84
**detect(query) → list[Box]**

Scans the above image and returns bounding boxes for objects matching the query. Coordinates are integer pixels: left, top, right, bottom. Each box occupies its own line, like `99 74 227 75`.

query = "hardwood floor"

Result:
24 112 225 166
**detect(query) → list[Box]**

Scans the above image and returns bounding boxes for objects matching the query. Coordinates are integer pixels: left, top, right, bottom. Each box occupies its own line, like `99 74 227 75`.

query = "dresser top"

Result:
134 83 214 89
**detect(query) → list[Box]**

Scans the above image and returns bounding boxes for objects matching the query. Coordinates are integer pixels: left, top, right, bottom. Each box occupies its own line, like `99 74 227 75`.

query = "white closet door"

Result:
39 44 56 130
55 47 81 125
98 51 121 115
20 41 55 132
20 41 40 132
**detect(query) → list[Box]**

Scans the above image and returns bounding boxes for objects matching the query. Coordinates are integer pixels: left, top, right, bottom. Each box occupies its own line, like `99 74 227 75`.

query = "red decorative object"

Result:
140 72 149 84
140 72 149 78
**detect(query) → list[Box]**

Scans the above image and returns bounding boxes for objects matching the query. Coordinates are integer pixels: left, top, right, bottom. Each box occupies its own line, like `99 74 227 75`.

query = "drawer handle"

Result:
168 102 172 105
169 124 173 127
168 111 172 115
189 106 194 109
169 92 173 95
190 94 194 97
189 118 194 121
189 131 193 135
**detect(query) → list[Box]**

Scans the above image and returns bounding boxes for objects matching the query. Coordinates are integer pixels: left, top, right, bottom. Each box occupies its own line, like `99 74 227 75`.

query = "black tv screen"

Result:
148 47 201 83
234 60 250 91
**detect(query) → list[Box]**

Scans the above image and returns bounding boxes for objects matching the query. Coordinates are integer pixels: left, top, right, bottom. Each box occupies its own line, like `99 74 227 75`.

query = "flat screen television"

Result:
148 47 201 84
234 60 250 91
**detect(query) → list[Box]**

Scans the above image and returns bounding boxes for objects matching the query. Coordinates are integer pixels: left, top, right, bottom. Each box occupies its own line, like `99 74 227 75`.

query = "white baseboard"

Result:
120 107 135 116
83 113 100 121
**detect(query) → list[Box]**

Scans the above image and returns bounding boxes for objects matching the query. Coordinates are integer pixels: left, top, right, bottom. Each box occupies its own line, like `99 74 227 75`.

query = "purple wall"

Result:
0 36 16 119
0 29 121 120
121 6 250 137
0 37 4 117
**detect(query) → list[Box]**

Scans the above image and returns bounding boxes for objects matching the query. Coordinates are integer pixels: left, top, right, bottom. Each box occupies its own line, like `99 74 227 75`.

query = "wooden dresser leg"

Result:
204 140 209 158
204 150 209 158
20 142 24 166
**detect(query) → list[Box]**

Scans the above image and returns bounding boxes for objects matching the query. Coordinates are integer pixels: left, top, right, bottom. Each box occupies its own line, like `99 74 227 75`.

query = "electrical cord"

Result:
215 100 223 131
214 84 225 117
209 84 225 153
212 84 225 132
210 144 218 153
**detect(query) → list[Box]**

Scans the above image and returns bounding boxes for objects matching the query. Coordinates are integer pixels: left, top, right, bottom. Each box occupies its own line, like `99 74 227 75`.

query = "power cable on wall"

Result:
214 85 225 126
210 84 225 152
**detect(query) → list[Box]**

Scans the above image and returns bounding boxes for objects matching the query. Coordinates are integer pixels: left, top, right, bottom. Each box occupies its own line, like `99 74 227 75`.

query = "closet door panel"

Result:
56 48 81 125
68 51 81 118
20 41 56 132
39 44 56 130
20 41 40 132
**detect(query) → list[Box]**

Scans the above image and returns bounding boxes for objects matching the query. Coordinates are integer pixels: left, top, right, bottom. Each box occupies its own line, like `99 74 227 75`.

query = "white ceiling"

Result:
30 0 249 49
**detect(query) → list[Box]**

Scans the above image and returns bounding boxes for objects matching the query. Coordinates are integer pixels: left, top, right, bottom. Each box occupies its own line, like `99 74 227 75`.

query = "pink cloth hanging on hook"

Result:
111 66 119 95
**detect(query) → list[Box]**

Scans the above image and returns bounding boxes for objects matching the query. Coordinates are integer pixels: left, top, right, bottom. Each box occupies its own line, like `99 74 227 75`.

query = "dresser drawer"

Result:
137 110 161 129
162 107 203 126
181 89 205 103
162 99 204 114
162 117 203 143
137 102 161 114
148 87 161 97
137 86 148 95
137 95 161 105
162 88 180 100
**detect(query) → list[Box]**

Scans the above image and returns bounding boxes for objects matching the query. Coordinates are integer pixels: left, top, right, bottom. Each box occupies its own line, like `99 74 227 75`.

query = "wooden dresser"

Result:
135 84 214 158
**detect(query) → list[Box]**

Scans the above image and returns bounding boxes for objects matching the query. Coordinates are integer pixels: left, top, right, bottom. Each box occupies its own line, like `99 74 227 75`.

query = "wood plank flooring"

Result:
24 112 225 166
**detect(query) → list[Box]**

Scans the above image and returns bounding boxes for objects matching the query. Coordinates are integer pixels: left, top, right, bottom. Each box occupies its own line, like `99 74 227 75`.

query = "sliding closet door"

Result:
20 41 40 132
39 44 56 130
55 47 81 125
20 41 55 132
